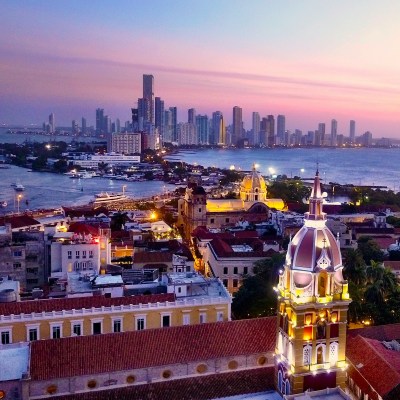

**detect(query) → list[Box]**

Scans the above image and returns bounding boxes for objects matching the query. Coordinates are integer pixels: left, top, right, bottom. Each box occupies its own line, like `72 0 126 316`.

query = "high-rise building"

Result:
277 115 285 146
169 107 178 143
252 112 260 146
349 120 356 145
115 118 121 133
131 108 139 132
96 108 104 134
188 108 196 124
49 113 55 134
196 115 209 145
163 109 172 143
362 131 373 147
72 120 79 135
155 97 164 132
178 122 197 145
211 111 224 145
111 132 142 154
330 119 337 147
275 170 350 395
142 74 154 124
232 106 243 146
317 123 326 146
81 117 87 135
266 115 275 147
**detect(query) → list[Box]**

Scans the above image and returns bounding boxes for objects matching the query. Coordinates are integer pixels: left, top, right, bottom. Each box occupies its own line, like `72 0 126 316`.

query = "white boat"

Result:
91 192 129 205
14 183 25 191
1 201 7 207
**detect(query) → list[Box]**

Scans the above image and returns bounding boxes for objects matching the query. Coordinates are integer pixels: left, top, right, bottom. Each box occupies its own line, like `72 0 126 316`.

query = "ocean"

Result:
167 147 400 191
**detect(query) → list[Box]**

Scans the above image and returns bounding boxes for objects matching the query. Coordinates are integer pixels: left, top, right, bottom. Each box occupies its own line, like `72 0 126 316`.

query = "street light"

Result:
300 168 305 178
17 194 22 214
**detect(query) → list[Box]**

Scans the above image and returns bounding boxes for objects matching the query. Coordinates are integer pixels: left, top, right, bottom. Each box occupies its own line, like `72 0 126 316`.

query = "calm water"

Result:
0 127 99 144
0 165 167 213
169 147 400 190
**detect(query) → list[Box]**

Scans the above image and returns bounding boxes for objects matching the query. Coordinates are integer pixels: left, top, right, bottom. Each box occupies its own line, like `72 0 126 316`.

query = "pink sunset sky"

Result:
1 0 400 137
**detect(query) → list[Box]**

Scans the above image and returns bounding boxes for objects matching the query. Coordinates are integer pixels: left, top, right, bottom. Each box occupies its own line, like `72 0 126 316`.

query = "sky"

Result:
1 0 400 137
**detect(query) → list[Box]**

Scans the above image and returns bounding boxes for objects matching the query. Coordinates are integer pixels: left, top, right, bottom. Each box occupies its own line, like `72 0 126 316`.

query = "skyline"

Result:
1 1 400 137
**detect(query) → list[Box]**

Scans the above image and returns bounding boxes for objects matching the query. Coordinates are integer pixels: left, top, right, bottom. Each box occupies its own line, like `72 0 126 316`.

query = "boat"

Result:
14 183 25 191
91 192 129 205
1 201 7 207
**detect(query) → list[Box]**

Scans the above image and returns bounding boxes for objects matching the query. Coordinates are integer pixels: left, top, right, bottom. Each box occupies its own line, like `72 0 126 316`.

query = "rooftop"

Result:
0 343 29 381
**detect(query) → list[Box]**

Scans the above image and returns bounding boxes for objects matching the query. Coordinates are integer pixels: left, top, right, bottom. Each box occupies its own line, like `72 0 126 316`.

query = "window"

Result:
82 250 87 259
183 314 190 326
198 208 202 213
72 324 82 336
303 345 312 366
162 314 171 328
13 250 22 257
223 279 228 287
316 344 326 365
13 263 22 270
210 218 215 224
233 279 238 288
76 251 80 259
233 267 238 274
28 327 39 341
243 267 248 275
136 316 146 331
0 330 11 345
67 251 72 259
89 250 93 258
52 325 61 339
217 311 224 322
223 267 228 275
225 218 230 223
113 319 122 333
329 342 339 365
92 321 102 335
199 313 206 324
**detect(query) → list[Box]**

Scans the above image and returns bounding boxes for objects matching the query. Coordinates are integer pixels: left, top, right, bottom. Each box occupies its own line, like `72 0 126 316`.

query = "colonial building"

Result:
275 170 351 395
177 165 286 238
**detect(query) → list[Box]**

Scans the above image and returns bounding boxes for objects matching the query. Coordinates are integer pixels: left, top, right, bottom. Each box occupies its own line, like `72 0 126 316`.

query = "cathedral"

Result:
177 164 286 238
275 170 351 395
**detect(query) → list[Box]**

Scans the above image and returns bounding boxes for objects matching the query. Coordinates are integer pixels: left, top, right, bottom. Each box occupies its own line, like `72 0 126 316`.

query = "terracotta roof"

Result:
0 293 175 317
374 237 396 249
233 230 260 239
355 228 395 235
192 226 234 240
134 252 173 263
68 222 100 236
210 237 271 258
0 215 41 229
30 317 277 381
44 367 275 400
347 335 400 399
348 323 400 341
384 261 400 271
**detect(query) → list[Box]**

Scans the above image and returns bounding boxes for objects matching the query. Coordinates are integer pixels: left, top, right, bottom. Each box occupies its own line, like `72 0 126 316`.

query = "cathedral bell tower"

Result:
275 170 351 396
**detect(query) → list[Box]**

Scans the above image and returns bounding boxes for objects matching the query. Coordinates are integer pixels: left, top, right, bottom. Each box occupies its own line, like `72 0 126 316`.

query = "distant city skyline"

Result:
1 1 400 137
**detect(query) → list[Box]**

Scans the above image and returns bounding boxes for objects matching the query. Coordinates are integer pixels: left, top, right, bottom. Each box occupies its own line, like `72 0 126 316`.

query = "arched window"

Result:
316 344 326 365
329 342 339 365
278 370 283 393
318 273 326 297
74 261 80 271
285 379 291 395
303 344 312 366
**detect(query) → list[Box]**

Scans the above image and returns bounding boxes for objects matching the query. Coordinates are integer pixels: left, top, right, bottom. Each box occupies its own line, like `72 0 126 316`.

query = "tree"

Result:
343 249 366 285
357 236 384 264
232 254 285 319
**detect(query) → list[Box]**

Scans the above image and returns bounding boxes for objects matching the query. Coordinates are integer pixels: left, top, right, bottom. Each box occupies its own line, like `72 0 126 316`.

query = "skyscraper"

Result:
49 113 55 134
252 112 260 146
277 115 286 146
196 115 209 145
142 74 154 124
169 107 178 143
331 119 338 147
131 108 139 132
81 117 87 135
232 106 243 146
211 111 224 145
317 123 326 146
155 97 164 132
267 115 275 147
349 120 356 145
188 108 196 124
96 108 104 134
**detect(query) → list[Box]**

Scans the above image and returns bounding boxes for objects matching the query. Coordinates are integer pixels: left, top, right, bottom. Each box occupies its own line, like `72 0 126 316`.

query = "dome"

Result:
286 170 342 274
240 164 267 202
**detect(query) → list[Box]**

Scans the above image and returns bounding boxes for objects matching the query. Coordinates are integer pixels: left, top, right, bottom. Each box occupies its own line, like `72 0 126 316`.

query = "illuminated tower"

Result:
275 170 350 396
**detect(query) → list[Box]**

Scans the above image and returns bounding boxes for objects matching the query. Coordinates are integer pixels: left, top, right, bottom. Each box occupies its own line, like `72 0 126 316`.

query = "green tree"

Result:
357 236 384 264
343 249 366 285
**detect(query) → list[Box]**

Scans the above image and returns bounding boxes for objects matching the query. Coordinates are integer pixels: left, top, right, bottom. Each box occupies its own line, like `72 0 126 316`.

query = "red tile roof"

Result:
384 261 400 271
347 335 400 399
44 367 275 400
133 252 173 263
0 293 175 317
233 230 260 239
30 317 277 381
68 222 100 236
348 323 400 341
210 237 272 258
191 226 234 240
0 215 41 229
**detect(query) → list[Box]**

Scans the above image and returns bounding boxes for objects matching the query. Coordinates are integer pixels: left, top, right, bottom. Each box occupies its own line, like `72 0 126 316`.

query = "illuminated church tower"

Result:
275 170 351 395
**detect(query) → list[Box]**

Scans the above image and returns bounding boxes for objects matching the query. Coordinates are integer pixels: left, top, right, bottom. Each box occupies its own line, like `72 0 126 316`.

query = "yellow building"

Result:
178 165 286 238
275 171 351 396
0 274 231 345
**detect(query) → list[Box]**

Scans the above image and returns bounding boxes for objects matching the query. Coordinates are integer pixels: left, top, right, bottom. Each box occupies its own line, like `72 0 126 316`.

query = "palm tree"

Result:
343 249 366 285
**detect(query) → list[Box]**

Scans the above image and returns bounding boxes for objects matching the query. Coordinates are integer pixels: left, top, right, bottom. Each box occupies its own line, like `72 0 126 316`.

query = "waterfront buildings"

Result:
349 120 355 144
330 119 338 147
277 115 286 146
111 132 142 154
252 112 260 146
211 111 225 145
49 113 55 134
232 106 243 146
